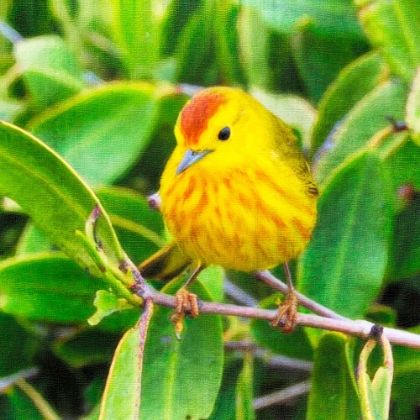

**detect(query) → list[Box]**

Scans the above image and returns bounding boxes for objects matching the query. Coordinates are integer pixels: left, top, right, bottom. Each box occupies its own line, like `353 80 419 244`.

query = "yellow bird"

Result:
141 86 318 333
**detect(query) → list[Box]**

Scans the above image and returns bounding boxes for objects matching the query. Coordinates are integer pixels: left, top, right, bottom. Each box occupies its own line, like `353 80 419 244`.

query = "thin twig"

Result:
253 380 311 410
0 20 23 43
266 355 313 372
0 367 39 392
225 341 313 372
224 278 258 307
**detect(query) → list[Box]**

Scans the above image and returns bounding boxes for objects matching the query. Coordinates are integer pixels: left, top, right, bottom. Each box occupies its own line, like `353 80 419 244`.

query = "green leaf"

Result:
196 265 224 302
139 279 223 420
0 0 12 17
16 224 54 255
0 209 27 257
0 253 108 322
235 355 256 420
6 387 45 420
392 341 420 418
208 360 242 420
49 0 111 52
7 0 54 38
17 186 165 264
238 9 305 94
237 6 271 90
93 307 141 334
0 121 123 276
14 35 86 106
53 329 122 368
250 87 316 149
28 83 173 187
344 338 359 394
95 187 165 264
242 0 363 37
174 1 215 85
110 0 160 79
299 152 393 323
371 368 392 419
0 313 37 376
315 80 408 184
159 0 201 57
292 26 368 103
251 295 313 361
311 52 388 154
366 304 396 327
406 67 420 145
383 137 420 195
99 323 142 420
0 99 25 122
88 290 134 326
307 333 360 420
357 337 393 420
213 1 246 86
84 384 105 420
387 193 420 279
357 0 420 81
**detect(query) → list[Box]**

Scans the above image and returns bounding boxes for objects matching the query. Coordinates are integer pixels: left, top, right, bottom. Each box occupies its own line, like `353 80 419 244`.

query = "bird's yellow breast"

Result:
159 156 317 272
158 86 318 272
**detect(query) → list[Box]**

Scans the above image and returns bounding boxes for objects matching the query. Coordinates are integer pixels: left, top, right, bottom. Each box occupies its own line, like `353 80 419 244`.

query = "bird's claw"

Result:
271 290 298 334
171 287 199 339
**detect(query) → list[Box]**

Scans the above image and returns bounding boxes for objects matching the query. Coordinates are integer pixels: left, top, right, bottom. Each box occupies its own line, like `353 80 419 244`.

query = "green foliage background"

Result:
0 0 420 419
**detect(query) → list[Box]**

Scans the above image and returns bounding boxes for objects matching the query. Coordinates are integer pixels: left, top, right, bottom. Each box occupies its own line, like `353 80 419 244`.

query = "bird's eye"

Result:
218 126 231 141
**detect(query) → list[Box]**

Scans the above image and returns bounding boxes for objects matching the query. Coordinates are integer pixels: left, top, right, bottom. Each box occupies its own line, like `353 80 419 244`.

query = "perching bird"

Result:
141 86 318 334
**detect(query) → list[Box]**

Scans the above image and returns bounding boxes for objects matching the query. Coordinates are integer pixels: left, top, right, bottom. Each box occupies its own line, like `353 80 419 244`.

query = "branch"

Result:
253 380 311 410
224 341 313 372
142 282 420 349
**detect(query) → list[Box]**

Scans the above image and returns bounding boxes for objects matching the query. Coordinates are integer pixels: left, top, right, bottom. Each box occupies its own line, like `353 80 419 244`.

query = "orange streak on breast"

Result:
292 217 312 240
182 176 196 201
180 90 227 146
223 177 232 189
255 200 287 228
197 192 209 209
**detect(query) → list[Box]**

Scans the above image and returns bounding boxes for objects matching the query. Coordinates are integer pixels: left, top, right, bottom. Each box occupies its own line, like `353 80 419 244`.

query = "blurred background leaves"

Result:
0 0 420 418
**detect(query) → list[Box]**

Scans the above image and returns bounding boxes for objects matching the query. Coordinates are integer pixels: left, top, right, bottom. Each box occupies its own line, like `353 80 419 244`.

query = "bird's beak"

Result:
176 148 214 175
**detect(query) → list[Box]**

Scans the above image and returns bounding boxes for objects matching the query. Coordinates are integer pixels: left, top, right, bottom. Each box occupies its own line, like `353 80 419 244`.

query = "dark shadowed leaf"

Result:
299 152 393 325
311 52 388 154
307 333 360 420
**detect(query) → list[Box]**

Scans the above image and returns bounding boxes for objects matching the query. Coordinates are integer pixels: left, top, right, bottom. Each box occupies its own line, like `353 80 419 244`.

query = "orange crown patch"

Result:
179 89 227 147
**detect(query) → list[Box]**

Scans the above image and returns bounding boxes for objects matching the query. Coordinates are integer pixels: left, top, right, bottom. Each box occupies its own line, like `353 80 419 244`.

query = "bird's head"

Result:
173 87 272 175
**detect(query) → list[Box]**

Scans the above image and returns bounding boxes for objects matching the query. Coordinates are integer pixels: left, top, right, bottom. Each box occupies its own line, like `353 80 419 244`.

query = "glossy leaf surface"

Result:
0 121 123 276
299 152 392 323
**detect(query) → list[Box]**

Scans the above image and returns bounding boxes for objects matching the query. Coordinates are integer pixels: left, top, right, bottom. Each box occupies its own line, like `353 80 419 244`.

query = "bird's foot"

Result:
171 287 199 339
271 289 298 334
